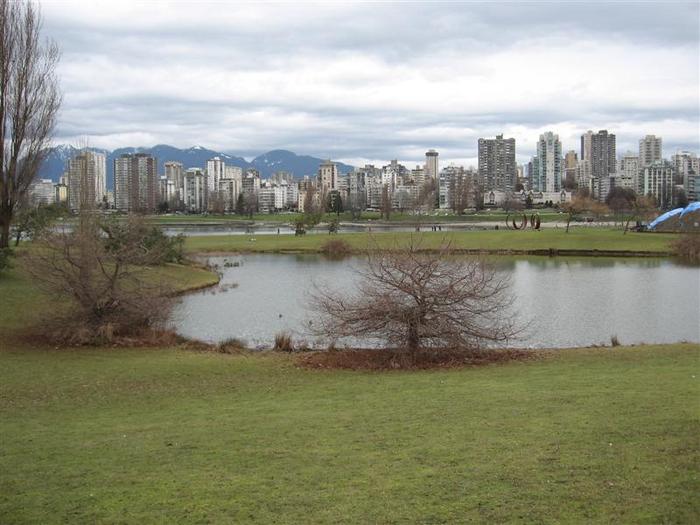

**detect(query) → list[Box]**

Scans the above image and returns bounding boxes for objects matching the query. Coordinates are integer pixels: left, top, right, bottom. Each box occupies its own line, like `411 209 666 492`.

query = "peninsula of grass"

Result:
184 228 678 256
0 261 219 337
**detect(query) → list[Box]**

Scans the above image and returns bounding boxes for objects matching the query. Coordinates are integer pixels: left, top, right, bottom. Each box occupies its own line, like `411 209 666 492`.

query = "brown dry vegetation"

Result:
671 232 700 262
298 347 536 370
319 238 352 257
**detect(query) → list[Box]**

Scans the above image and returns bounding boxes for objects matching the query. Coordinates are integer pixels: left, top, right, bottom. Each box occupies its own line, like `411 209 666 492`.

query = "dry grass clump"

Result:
298 347 535 370
215 337 247 354
273 332 295 352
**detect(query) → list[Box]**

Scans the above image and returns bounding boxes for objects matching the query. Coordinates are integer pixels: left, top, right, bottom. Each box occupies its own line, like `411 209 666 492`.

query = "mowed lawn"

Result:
184 228 678 255
0 344 698 523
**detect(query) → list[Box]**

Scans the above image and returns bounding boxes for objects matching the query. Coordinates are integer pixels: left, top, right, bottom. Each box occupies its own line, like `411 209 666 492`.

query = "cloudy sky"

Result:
43 1 699 167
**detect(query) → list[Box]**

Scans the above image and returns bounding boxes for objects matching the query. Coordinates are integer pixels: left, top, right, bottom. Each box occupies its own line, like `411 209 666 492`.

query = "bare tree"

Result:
310 239 519 361
0 0 61 248
564 193 598 233
24 212 176 343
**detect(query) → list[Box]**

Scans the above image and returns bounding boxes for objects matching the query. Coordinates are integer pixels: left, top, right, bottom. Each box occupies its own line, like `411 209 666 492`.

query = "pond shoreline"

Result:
188 248 673 258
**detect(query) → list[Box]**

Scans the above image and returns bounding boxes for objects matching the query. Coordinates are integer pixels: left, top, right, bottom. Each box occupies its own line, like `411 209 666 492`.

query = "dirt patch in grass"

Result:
297 347 537 370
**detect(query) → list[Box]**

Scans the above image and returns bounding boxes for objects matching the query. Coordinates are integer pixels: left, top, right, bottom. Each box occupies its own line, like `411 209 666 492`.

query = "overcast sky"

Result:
43 1 699 167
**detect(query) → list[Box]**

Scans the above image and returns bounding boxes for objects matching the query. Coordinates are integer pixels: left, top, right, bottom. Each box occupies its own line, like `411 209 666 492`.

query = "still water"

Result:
173 255 700 348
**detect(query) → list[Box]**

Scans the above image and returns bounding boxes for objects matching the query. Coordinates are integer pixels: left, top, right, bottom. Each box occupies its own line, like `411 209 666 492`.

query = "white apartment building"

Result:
206 157 226 194
639 135 663 168
531 131 562 193
643 161 675 209
28 179 56 206
616 154 640 192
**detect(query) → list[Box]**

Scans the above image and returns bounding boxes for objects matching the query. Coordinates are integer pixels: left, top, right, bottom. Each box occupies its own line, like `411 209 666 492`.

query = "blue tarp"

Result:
679 202 700 218
648 208 683 230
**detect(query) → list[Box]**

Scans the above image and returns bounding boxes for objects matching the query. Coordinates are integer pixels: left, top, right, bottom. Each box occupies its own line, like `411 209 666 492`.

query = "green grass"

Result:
0 343 698 523
184 228 678 255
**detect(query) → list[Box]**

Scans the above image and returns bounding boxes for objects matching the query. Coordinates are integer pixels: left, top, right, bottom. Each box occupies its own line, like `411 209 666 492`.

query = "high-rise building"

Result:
28 179 56 206
671 151 699 201
581 130 616 199
617 153 641 192
478 135 516 192
183 168 206 213
643 161 675 209
67 150 106 211
425 150 439 181
220 165 243 211
531 132 562 192
318 160 338 193
114 153 157 212
564 150 578 188
206 157 226 194
639 135 663 168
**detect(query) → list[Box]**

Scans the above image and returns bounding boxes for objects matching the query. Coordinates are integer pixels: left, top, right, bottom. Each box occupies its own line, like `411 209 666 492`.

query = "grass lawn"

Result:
184 228 678 255
0 342 698 523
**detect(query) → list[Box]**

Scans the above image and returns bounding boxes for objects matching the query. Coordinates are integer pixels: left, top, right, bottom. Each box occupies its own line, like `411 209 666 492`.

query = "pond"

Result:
172 254 700 349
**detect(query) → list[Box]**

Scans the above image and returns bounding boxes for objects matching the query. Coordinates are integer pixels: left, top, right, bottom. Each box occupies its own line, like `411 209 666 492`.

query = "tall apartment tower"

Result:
318 160 339 193
478 134 516 192
206 156 226 193
425 150 439 180
114 153 157 213
67 150 106 211
639 135 662 168
164 161 184 189
531 132 562 192
564 150 578 188
581 130 616 199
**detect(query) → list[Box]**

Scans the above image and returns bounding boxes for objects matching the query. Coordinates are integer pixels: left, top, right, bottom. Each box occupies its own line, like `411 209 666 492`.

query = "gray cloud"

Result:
43 1 699 166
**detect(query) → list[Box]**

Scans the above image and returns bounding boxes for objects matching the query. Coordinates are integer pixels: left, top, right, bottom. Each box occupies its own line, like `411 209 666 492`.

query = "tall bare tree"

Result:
310 239 519 361
0 0 61 248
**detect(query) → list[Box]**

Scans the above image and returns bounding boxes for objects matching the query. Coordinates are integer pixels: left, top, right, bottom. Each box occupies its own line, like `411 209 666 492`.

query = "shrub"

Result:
671 233 700 263
216 337 247 354
320 238 352 258
273 332 295 352
24 213 175 345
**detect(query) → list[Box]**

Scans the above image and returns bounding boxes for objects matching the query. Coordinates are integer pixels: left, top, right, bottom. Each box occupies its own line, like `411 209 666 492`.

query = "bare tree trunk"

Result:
0 0 61 248
0 212 10 248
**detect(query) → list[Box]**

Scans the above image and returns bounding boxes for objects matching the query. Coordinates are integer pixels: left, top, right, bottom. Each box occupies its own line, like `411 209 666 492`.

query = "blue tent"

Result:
679 202 700 218
648 208 683 230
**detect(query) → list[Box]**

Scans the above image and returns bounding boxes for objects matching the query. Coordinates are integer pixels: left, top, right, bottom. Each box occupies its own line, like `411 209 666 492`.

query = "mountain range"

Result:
39 145 355 189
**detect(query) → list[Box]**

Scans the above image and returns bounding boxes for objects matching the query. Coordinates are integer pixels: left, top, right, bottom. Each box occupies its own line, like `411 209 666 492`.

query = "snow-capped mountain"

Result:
38 144 355 189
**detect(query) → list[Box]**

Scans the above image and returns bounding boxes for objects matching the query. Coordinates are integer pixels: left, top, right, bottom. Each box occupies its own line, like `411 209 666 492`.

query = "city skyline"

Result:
43 1 699 168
